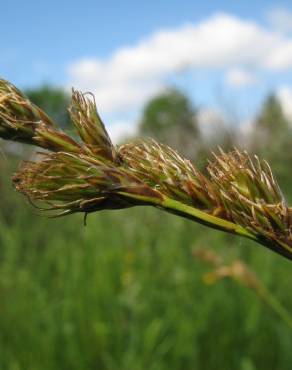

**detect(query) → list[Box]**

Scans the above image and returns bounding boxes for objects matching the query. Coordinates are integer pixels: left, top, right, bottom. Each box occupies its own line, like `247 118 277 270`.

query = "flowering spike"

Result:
69 89 117 162
0 78 55 145
0 79 291 261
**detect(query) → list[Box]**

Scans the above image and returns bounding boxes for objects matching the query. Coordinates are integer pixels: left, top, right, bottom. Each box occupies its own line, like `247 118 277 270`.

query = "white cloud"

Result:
277 86 292 122
266 7 292 34
67 12 292 117
107 119 138 144
225 68 257 88
239 119 255 135
197 108 227 138
68 58 164 113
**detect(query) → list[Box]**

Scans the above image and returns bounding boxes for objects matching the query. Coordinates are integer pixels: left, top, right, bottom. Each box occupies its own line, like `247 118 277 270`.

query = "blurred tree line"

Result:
139 88 236 157
252 95 292 197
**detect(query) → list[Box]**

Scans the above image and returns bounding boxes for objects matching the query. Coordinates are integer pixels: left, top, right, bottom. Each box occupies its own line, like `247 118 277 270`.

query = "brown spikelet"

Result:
0 78 55 145
12 151 162 216
207 149 292 256
69 89 117 162
193 247 262 290
193 247 292 327
119 139 222 214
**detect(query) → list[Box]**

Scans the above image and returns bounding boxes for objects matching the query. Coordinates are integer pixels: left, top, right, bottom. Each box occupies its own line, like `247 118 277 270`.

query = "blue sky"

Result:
2 1 292 140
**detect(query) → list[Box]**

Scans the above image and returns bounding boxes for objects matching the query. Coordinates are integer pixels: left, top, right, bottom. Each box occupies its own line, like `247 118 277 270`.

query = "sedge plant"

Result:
193 247 292 329
0 78 291 261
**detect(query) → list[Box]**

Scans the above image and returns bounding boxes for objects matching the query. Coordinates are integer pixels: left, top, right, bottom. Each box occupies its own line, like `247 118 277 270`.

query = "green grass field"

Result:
0 160 292 370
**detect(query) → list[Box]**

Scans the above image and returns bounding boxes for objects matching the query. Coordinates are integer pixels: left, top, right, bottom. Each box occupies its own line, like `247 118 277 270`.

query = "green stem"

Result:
257 286 292 330
161 197 257 240
119 192 292 260
119 191 257 240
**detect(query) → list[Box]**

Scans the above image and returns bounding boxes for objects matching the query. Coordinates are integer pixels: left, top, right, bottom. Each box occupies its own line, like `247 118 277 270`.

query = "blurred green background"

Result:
0 86 292 370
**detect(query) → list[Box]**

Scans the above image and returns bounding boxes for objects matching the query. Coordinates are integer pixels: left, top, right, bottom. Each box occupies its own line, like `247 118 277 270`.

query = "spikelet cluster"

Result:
0 78 291 260
119 139 221 213
208 150 292 253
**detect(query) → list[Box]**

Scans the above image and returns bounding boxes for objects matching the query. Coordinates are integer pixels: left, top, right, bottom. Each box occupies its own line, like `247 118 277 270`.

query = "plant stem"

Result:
161 197 257 240
257 285 292 330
